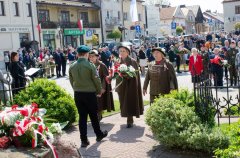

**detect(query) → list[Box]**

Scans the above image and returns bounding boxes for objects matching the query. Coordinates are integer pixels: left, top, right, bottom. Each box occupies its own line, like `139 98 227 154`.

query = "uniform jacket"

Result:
69 58 102 94
143 59 178 96
95 61 114 112
227 48 238 66
116 56 144 118
189 55 203 76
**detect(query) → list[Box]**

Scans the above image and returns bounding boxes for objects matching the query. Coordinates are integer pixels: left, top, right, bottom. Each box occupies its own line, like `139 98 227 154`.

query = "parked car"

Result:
132 39 141 48
98 40 116 52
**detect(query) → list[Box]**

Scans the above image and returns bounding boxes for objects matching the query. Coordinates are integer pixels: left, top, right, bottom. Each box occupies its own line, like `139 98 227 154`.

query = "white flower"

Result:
0 112 20 126
128 66 135 73
50 123 62 134
222 60 228 65
118 64 128 72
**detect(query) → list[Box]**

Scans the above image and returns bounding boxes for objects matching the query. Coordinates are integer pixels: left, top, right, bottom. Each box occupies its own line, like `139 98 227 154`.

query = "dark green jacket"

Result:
69 58 102 94
227 48 238 66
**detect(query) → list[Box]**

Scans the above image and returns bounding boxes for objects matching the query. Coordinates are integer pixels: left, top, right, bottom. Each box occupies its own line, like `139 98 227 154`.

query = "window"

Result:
80 12 89 25
38 10 50 22
61 11 70 23
138 13 141 21
19 33 29 43
236 6 240 14
13 2 19 16
27 3 31 17
0 1 5 16
118 11 121 20
123 12 128 20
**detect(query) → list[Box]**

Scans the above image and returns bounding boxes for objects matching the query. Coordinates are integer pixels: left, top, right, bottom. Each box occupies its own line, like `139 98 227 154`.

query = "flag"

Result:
77 19 83 31
130 0 138 22
37 23 41 33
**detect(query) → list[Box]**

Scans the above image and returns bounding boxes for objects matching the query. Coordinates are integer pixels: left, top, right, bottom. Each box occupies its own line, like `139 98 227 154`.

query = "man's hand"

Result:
143 89 147 96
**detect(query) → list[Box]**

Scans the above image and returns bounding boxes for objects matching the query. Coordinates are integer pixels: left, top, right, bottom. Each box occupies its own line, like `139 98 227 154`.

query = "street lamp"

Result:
118 25 126 42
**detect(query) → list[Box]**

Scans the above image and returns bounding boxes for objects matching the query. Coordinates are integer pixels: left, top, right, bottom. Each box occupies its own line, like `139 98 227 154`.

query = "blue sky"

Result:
168 0 224 13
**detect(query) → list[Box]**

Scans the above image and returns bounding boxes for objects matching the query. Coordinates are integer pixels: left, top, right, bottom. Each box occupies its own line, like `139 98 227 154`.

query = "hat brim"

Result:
152 48 166 56
118 46 131 53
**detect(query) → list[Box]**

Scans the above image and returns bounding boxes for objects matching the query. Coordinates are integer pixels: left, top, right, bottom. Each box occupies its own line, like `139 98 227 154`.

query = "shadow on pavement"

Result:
109 125 145 143
147 145 212 158
78 141 102 158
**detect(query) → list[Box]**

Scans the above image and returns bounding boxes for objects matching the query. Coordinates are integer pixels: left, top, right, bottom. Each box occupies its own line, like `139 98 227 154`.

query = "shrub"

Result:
145 97 229 153
13 79 77 125
215 121 240 158
164 89 215 128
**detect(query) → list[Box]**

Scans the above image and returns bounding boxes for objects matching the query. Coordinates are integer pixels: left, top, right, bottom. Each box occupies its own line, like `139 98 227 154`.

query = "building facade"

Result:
187 5 205 34
203 10 224 33
223 0 240 32
0 0 39 52
160 6 186 36
145 5 161 37
37 0 101 49
123 0 146 41
181 7 195 34
92 0 123 42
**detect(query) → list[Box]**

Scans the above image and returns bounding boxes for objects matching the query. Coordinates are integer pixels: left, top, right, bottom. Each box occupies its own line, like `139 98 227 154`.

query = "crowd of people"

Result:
1 31 240 148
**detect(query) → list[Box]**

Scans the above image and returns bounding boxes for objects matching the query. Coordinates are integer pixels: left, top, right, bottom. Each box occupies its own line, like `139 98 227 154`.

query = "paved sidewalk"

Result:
60 110 158 158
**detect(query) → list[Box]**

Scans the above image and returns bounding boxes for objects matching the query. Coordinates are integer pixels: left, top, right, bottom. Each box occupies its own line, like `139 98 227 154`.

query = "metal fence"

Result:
194 72 240 126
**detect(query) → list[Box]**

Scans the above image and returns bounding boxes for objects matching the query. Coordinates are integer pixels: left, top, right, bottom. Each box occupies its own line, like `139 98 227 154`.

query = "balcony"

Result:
40 21 100 29
105 17 121 30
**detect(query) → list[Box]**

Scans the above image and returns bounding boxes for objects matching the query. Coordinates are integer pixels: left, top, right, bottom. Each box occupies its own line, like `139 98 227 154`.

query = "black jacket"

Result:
9 61 26 88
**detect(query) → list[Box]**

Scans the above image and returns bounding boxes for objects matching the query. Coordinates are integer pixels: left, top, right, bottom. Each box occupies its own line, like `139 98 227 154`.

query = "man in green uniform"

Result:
227 40 238 86
69 45 108 148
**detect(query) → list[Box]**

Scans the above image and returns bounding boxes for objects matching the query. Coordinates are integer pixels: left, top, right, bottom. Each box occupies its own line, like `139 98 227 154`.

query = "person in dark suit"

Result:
9 52 26 96
61 48 67 76
54 49 62 78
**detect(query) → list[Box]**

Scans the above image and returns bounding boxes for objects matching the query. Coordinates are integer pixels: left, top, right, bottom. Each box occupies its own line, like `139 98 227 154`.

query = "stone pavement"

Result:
60 110 158 158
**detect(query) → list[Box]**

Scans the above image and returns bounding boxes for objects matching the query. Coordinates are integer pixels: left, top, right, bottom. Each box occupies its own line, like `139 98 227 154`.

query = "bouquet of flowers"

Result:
0 103 66 158
210 56 231 68
178 48 189 54
106 62 137 90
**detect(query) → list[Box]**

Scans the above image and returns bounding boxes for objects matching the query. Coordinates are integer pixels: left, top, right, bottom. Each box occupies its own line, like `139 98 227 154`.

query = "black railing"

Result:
193 68 240 126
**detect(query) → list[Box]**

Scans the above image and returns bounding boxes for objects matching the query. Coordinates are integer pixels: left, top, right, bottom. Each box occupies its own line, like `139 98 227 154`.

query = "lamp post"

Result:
118 25 126 42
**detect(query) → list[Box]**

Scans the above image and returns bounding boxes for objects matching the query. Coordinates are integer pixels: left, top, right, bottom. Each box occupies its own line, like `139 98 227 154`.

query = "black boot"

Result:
96 130 108 142
81 139 90 148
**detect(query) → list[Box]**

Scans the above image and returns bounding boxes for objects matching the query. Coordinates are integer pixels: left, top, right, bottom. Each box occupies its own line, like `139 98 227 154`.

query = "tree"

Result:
86 34 99 46
176 26 184 35
107 29 122 41
235 22 240 30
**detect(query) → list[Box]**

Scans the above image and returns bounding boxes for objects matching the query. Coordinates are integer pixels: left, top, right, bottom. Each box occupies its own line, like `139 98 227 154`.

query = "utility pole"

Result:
30 0 36 42
99 0 104 43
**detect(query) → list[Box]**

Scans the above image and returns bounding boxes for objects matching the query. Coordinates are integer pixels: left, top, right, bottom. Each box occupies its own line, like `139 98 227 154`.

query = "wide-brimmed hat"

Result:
89 49 99 56
118 42 131 53
152 47 166 56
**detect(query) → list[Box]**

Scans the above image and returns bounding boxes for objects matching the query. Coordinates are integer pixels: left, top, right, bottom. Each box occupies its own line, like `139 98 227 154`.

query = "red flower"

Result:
38 125 44 133
11 105 18 110
20 109 29 117
31 103 38 108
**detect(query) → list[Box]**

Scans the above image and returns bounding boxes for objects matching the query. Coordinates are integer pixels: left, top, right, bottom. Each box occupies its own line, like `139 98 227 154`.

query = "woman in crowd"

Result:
4 52 10 71
9 52 26 96
143 47 178 103
88 50 115 121
189 48 203 83
138 46 147 76
116 43 144 128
